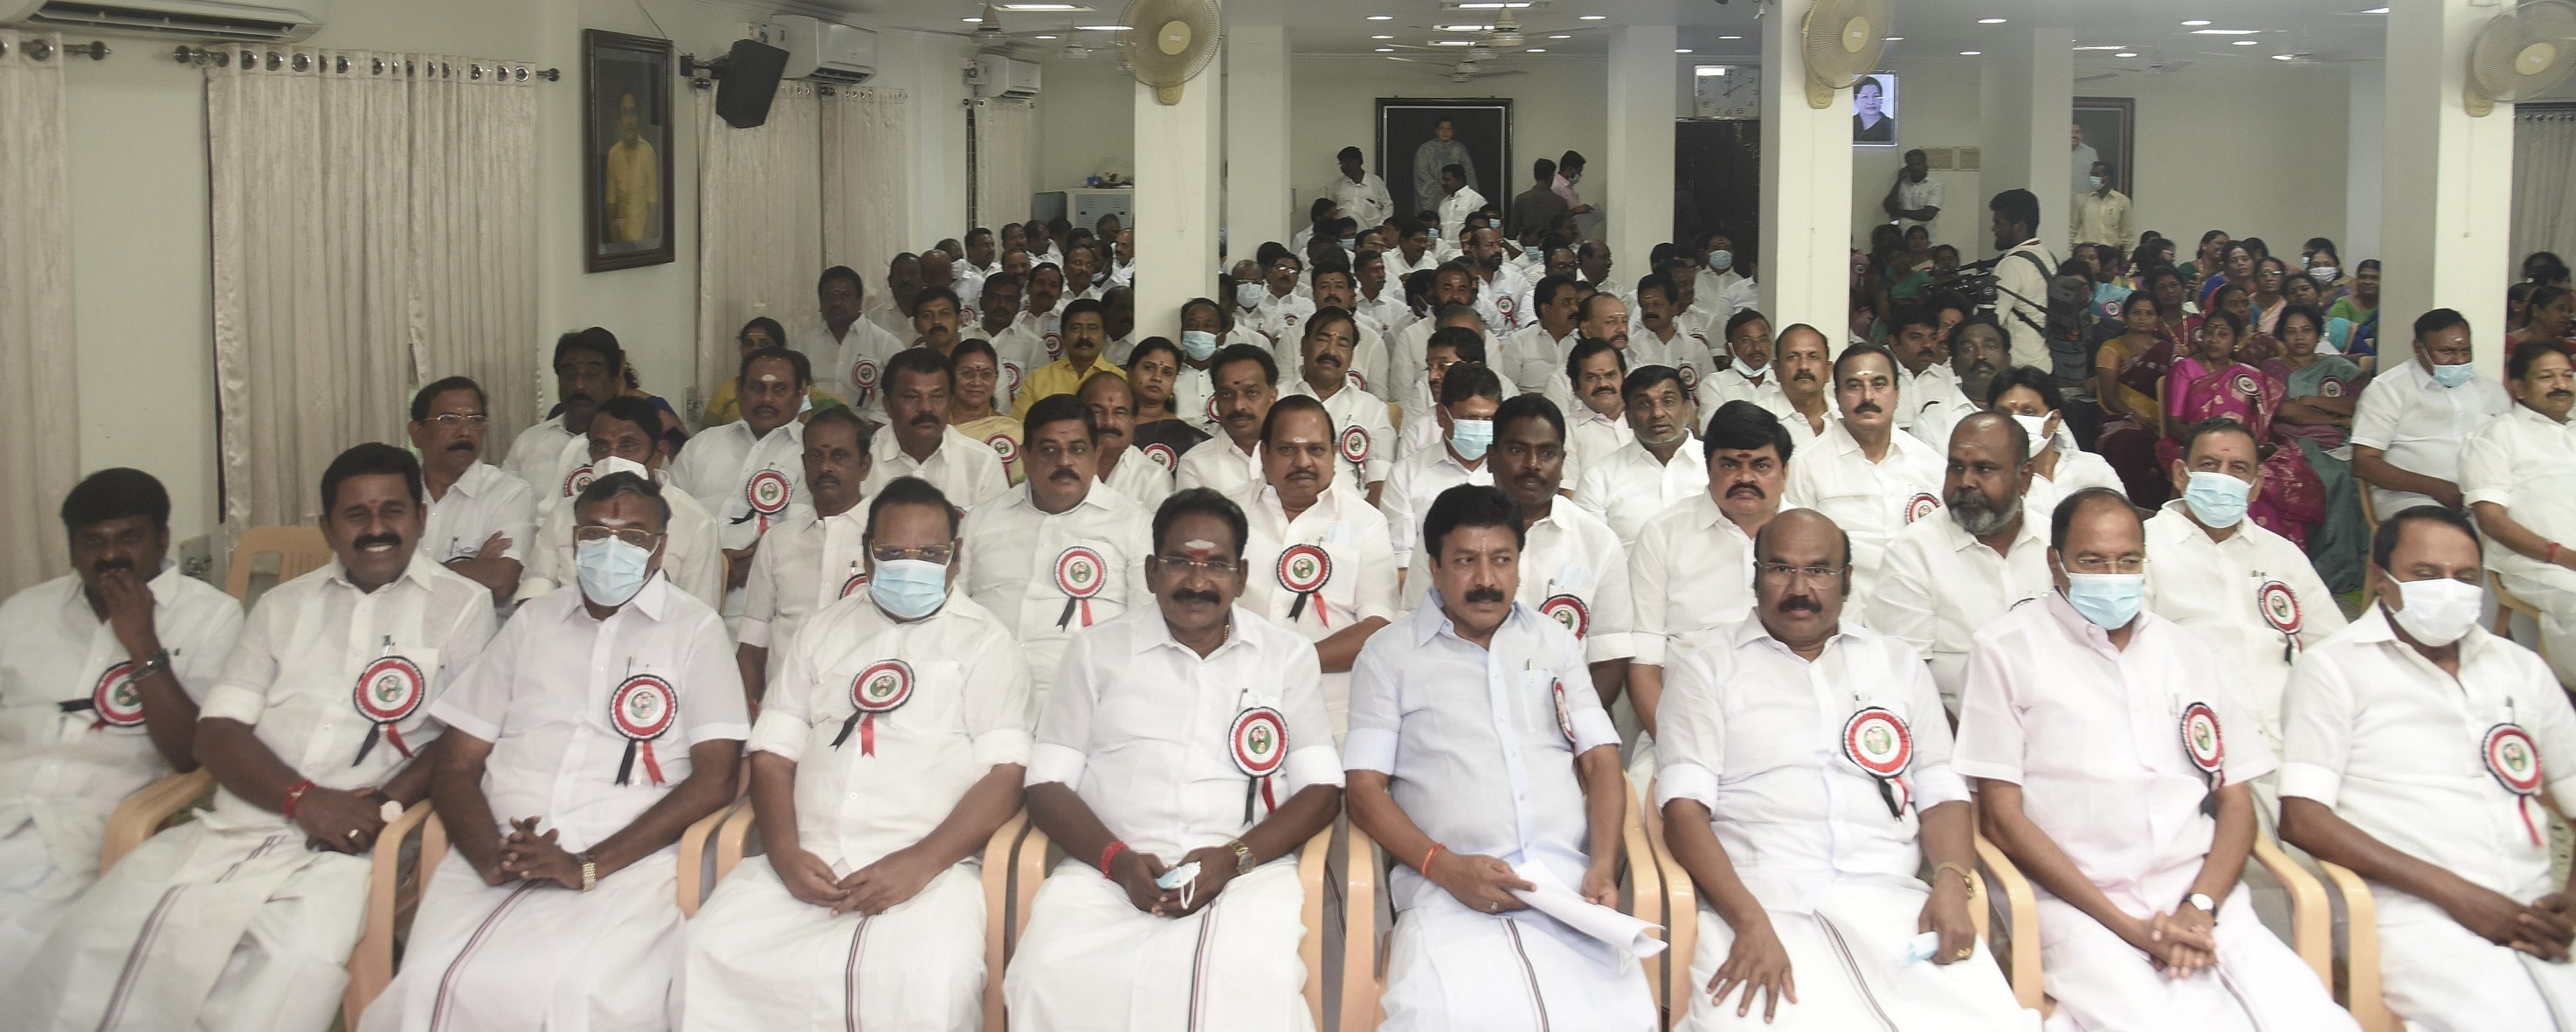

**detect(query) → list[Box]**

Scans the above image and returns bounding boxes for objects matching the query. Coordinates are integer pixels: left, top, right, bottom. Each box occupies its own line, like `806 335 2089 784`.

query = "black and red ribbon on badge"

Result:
2485 723 2546 846
610 675 680 786
833 660 915 757
1232 706 1288 825
59 661 146 730
1843 707 1916 820
351 655 427 765
1054 546 1107 629
1277 544 1333 627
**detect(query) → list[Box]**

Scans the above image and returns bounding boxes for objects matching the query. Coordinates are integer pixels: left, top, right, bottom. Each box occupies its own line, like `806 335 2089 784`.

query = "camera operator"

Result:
1987 189 2055 371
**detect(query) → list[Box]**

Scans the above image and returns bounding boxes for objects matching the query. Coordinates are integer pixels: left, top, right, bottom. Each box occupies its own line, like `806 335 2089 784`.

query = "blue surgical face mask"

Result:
1233 282 1265 308
1179 329 1219 361
1566 172 1582 185
2062 572 2147 629
868 558 950 620
574 536 653 607
1709 249 1734 272
1448 418 1494 461
1341 238 1357 253
2089 176 2105 190
2181 470 2251 529
2429 360 2476 388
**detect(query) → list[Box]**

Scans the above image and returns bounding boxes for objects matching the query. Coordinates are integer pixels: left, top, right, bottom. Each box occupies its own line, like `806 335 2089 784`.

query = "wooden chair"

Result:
2248 835 2335 989
221 525 333 604
2488 568 2561 678
98 768 214 873
676 758 756 918
2289 852 2400 1031
342 800 448 1026
1973 833 2047 1013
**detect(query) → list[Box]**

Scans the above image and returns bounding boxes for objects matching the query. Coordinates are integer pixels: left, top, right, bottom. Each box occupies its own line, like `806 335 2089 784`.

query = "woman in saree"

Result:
2096 287 2179 506
946 338 1026 486
2194 284 2276 364
2509 284 2574 350
2196 241 2258 312
2159 308 2328 544
2269 303 2368 592
2251 257 2291 336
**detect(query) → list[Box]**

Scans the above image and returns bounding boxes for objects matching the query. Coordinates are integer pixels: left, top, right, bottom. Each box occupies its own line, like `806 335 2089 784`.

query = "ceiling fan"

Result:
918 1 1122 59
1385 54 1529 82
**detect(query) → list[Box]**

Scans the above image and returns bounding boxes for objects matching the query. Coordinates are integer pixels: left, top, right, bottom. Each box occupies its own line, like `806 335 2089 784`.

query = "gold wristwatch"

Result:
1229 839 1254 876
579 852 598 892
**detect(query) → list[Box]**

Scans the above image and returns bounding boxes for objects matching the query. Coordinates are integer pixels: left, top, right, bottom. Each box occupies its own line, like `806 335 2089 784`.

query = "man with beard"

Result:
1283 308 1395 506
867 253 928 341
1785 343 1947 604
1229 396 1398 738
410 377 535 605
2144 419 2347 767
736 407 874 704
965 225 1000 276
520 395 728 609
1309 265 1392 393
1885 304 1970 444
1176 344 1281 497
1574 366 1709 546
1564 336 1634 485
1385 364 1505 572
0 470 241 983
1081 372 1175 512
1005 489 1343 1029
861 347 1010 513
959 396 1153 704
1916 315 2009 453
910 285 965 357
1347 485 1655 1032
666 348 813 606
795 267 907 420
1502 275 1585 408
1656 508 2034 1031
1019 263 1068 363
1702 310 1784 412
2462 337 2576 685
1870 412 2055 711
976 272 1046 409
1987 189 2056 371
16 446 495 1032
1016 298 1128 419
506 329 625 508
1463 227 1525 333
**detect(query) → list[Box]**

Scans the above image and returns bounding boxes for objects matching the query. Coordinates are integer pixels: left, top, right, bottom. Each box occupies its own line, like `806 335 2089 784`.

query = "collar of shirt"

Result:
442 461 504 502
1406 590 1543 648
1005 479 1123 521
326 551 447 596
2340 601 2517 673
1129 604 1259 661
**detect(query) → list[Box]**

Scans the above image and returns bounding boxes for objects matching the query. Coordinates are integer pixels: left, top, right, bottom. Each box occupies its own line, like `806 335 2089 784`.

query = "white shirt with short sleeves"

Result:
957 486 1153 698
1783 420 1947 600
422 461 537 566
1403 498 1636 667
1232 481 1401 733
663 419 807 551
2142 502 2349 752
737 503 865 682
2349 359 2511 516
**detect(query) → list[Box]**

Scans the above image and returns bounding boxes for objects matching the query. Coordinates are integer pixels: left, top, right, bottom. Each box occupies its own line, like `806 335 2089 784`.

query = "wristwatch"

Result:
1228 839 1255 876
2185 891 2217 918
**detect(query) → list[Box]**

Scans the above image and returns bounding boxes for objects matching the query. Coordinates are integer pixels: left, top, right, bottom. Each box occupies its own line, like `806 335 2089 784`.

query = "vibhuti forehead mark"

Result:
1181 538 1219 556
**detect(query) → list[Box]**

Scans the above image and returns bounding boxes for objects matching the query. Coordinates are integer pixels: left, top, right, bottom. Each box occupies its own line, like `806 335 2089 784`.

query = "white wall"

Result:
1035 58 1136 195
2076 66 2352 260
1845 61 1985 258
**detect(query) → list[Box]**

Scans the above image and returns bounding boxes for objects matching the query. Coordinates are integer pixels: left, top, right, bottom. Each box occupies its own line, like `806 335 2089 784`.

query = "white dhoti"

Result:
2035 890 2356 1032
1 819 368 1032
361 848 682 1032
2373 890 2576 1031
1003 857 1310 1032
1679 881 2037 1031
1380 902 1655 1032
678 857 986 1031
0 805 106 985
2496 563 2576 686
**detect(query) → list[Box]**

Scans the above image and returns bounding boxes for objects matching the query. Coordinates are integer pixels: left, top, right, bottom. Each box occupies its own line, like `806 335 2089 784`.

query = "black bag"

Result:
2006 250 2096 389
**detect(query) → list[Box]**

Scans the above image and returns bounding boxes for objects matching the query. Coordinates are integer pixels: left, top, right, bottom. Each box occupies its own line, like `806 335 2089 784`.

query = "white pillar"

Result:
2382 0 2513 371
1977 20 2074 256
1758 1 1850 335
1132 55 1223 343
1223 24 1292 256
1605 24 1677 276
2345 63 2386 262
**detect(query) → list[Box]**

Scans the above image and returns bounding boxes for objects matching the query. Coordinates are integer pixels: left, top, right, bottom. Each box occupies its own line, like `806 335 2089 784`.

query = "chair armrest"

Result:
2249 835 2332 988
1012 825 1054 951
2315 859 2398 1032
1973 833 2045 1012
676 800 740 918
342 800 439 1027
100 769 214 875
714 803 757 884
1618 773 1668 1020
1297 825 1332 1025
1340 826 1384 1032
1642 779 1698 1029
980 812 1026 1032
1967 869 1991 945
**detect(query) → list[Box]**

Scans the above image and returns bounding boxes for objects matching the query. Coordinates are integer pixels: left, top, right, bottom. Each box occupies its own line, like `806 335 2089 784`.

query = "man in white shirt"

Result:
1700 309 1785 412
1006 488 1344 1029
736 407 872 705
1470 396 1638 705
1386 219 1442 281
1081 371 1177 513
1886 304 1971 445
1695 232 1746 309
1355 249 1412 343
2145 418 2349 765
409 376 535 605
1562 336 1634 493
666 348 811 603
1385 364 1505 570
1176 344 1279 496
1434 164 1487 250
2277 507 2576 1029
1228 396 1398 738
1882 148 1945 233
1765 323 1840 447
1578 239 1629 310
0 470 241 983
1282 308 1396 506
1329 146 1394 230
1464 227 1528 334
1785 343 1947 603
14 446 496 1032
1018 263 1068 364
682 476 1032 1032
976 271 1047 408
1871 412 2053 711
519 396 727 609
1627 275 1716 394
958 395 1153 703
503 329 622 503
2463 337 2576 683
1953 488 2358 1032
1985 364 2124 516
363 473 746 1032
1658 509 2034 1030
1502 275 1584 404
1987 189 2058 371
2354 308 2515 516
799 266 908 419
1254 253 1317 344
867 253 926 342
1910 315 2001 454
1308 267 1392 396
1393 301 1499 430
1347 484 1655 1031
1575 366 1709 546
861 348 1011 512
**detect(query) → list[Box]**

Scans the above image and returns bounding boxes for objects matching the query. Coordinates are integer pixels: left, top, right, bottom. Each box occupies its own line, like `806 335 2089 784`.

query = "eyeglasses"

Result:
870 544 955 564
2062 556 2147 575
573 526 662 549
1154 554 1242 578
424 414 488 428
1755 562 1847 584
1027 440 1095 462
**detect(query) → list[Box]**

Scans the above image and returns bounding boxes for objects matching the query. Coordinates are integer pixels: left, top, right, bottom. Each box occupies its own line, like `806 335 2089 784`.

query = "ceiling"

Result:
786 0 2393 74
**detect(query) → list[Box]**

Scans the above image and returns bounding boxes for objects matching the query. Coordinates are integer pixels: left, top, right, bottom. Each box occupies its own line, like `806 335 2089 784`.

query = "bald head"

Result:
1944 412 2031 539
1952 411 2031 468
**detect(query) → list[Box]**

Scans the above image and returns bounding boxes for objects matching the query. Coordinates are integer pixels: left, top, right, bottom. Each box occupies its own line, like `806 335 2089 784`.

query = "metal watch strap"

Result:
131 648 171 682
1230 839 1254 876
580 853 598 892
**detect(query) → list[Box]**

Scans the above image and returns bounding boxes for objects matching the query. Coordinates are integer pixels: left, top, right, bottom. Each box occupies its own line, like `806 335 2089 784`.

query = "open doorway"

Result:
1675 120 1759 263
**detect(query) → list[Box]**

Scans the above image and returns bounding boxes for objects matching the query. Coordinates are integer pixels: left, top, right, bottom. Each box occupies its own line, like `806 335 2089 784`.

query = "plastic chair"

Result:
342 800 448 1026
98 769 214 874
2301 855 2400 1031
675 758 755 918
1973 833 2047 1013
2248 835 2337 990
222 525 333 604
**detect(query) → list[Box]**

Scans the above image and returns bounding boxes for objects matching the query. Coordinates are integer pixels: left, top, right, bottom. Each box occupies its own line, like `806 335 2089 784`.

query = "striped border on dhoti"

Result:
429 881 542 1032
1504 917 1554 1032
97 833 294 1032
842 916 874 1031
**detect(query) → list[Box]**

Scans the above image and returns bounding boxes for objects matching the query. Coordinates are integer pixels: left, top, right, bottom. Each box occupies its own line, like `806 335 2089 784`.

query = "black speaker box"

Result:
715 38 791 128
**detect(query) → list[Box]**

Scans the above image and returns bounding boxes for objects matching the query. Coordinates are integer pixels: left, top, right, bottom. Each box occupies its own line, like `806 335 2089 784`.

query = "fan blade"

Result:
2077 72 2119 82
1385 55 1445 65
1470 69 1530 78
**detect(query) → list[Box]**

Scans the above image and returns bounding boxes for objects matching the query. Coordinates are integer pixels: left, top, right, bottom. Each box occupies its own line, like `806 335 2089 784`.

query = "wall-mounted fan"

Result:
2467 0 2576 115
1800 0 1892 109
1118 0 1219 106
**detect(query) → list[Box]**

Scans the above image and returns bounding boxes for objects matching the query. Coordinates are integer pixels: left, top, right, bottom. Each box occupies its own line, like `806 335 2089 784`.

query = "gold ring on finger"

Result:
1953 946 1972 960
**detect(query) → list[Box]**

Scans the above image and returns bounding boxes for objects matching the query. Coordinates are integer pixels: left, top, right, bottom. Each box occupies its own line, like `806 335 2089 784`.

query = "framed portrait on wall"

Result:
1852 73 1898 146
2073 97 2137 202
1376 99 1513 228
584 29 675 273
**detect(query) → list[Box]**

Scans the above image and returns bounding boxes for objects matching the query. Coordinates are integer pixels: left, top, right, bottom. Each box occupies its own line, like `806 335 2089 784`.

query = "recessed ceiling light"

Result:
2074 45 2130 51
1526 47 1546 52
1371 34 1393 39
1367 14 1392 20
2116 52 2138 58
1960 50 1982 56
1695 66 1726 76
2233 39 2259 45
1376 48 1394 52
1433 40 1473 46
2362 6 2391 12
2182 20 2212 26
1720 35 1743 40
1675 47 1693 53
1882 37 1902 41
1034 34 1057 39
1978 17 2006 24
2193 29 2259 35
962 17 982 23
1549 34 1571 39
2272 53 2295 59
1579 14 1606 20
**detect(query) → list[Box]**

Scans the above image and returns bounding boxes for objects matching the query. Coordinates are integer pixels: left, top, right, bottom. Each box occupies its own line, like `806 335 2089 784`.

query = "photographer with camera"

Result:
1987 189 2056 372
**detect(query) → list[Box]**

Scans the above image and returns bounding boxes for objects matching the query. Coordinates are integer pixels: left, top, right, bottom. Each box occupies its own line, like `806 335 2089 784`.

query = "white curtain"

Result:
2513 108 2576 268
0 33 79 593
972 96 1035 231
695 81 823 402
407 55 538 448
822 85 912 288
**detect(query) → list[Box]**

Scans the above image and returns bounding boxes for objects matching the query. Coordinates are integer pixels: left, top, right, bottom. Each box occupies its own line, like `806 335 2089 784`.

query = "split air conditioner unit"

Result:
770 14 877 84
969 53 1041 99
0 0 322 42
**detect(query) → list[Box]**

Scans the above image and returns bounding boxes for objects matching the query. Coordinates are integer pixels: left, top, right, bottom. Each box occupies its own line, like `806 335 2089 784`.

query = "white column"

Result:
2382 0 2513 371
1223 24 1292 256
1605 24 1677 276
1976 20 2074 256
1132 54 1223 343
2345 63 2386 262
1758 1 1850 334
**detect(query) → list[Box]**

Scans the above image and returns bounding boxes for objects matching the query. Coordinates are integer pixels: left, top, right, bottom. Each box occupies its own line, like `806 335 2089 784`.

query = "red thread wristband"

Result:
1420 842 1446 876
2550 542 2562 564
280 779 316 821
1100 840 1129 879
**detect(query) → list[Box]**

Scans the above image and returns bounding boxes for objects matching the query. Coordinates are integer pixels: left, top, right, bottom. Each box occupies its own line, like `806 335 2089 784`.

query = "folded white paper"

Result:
1508 861 1668 958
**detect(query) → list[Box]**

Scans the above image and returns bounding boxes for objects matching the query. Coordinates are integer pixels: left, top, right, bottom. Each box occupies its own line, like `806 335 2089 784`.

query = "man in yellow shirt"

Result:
603 93 659 244
1013 298 1126 419
703 317 847 426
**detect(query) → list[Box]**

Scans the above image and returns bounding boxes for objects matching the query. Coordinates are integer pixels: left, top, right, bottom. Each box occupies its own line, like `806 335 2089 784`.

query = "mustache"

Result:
91 557 135 575
1775 595 1823 614
446 439 477 451
811 472 839 489
910 412 942 426
353 532 404 551
1791 369 1819 382
1726 481 1767 499
2553 390 2574 401
749 405 781 419
1048 468 1081 481
1852 401 1882 414
1464 586 1508 605
1171 588 1223 606
563 391 596 406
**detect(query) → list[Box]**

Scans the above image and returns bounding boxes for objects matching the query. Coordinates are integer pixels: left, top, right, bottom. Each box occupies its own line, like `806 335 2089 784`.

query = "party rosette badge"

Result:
350 655 427 764
610 675 680 786
1231 705 1288 823
1842 707 1916 818
833 659 915 756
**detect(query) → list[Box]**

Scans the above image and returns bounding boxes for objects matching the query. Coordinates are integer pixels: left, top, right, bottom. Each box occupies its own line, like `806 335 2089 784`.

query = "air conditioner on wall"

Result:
770 14 876 84
969 53 1040 99
0 0 322 42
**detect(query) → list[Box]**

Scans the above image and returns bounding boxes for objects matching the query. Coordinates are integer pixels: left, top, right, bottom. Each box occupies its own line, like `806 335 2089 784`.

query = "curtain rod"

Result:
2 37 109 61
171 45 556 81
